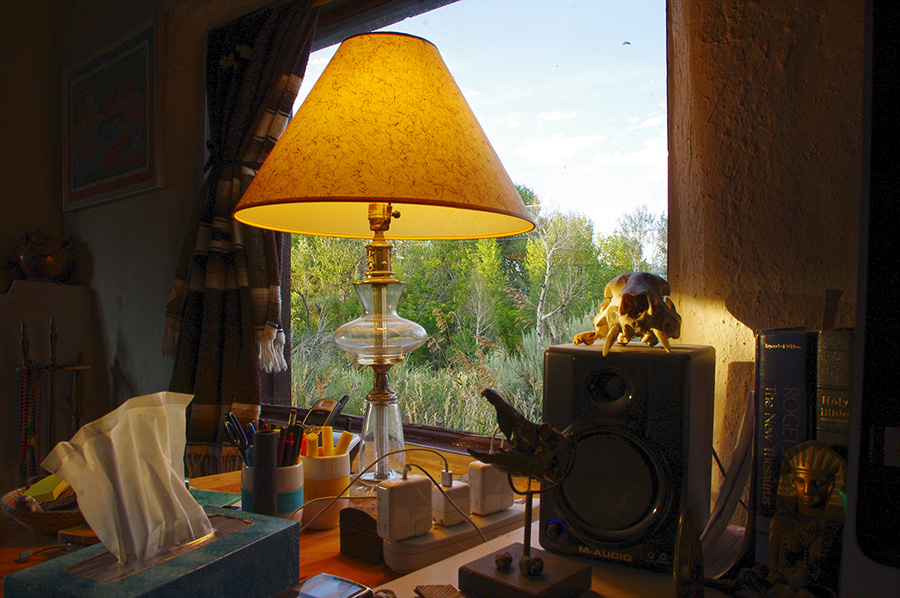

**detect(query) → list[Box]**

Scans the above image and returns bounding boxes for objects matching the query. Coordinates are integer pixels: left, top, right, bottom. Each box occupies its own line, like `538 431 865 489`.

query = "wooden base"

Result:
458 543 591 598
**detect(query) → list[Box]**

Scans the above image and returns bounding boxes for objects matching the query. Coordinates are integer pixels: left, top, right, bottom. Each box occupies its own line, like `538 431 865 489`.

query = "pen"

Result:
290 423 303 463
282 433 294 467
277 427 287 464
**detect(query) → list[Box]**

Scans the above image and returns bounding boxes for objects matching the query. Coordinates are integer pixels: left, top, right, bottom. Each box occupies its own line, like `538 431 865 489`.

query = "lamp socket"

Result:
376 474 432 541
468 460 514 516
432 479 470 527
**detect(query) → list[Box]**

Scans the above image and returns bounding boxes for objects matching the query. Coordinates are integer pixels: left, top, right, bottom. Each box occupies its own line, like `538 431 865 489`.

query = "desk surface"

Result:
1 446 729 597
0 445 472 595
378 521 730 598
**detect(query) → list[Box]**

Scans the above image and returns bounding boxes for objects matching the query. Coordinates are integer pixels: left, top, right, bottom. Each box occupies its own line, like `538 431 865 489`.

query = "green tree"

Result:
608 204 668 277
523 206 602 347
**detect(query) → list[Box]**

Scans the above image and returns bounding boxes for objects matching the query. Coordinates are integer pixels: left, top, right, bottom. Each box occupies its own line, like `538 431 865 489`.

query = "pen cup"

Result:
300 452 350 529
241 462 304 518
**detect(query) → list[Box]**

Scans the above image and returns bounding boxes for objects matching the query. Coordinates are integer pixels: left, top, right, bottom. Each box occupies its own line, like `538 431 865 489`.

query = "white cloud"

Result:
516 133 606 168
594 136 667 168
540 110 578 122
630 114 666 130
495 112 523 128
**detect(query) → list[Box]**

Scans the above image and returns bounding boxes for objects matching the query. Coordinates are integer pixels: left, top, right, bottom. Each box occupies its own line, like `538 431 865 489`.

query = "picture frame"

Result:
63 14 164 211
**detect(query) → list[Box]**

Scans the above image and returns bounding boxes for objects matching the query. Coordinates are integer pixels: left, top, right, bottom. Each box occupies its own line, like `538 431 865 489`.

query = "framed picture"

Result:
63 15 164 210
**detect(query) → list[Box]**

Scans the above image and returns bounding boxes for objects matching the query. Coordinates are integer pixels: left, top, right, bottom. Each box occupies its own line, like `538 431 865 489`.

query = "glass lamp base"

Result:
358 399 405 482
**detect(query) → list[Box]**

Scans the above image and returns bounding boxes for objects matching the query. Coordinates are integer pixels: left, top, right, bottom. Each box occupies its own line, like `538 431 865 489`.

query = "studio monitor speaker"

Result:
539 343 715 572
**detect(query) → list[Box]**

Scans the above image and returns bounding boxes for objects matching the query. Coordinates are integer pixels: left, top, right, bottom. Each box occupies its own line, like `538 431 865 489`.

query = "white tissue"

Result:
42 392 214 564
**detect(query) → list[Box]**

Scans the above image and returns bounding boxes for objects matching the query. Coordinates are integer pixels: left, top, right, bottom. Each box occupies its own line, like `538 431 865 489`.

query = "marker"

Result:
305 432 320 458
335 430 353 455
322 426 334 456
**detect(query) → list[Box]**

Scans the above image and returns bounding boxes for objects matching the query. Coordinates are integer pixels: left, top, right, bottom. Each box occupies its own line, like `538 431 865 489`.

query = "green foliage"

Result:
288 193 667 432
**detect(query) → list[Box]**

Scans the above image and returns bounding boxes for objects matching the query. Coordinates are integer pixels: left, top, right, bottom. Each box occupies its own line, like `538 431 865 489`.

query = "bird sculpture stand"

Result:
457 389 592 598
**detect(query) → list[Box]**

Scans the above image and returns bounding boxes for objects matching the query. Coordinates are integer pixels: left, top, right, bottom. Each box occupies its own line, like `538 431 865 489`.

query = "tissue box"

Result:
4 507 298 598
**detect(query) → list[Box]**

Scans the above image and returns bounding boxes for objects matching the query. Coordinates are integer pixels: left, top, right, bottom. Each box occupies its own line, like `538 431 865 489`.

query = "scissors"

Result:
223 412 249 465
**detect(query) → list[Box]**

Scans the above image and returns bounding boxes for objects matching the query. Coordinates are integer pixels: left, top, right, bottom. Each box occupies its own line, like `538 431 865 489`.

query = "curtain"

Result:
165 0 318 477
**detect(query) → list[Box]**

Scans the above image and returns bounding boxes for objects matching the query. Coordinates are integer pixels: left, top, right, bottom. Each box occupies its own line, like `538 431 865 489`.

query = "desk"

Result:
0 445 473 595
378 521 729 598
1 446 728 597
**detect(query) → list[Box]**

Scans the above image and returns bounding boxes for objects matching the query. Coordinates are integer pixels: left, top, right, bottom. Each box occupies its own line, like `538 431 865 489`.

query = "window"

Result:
283 0 666 434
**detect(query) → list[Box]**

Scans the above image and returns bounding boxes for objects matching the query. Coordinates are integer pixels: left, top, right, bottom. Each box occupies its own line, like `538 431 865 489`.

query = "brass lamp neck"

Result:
364 203 400 283
367 363 399 405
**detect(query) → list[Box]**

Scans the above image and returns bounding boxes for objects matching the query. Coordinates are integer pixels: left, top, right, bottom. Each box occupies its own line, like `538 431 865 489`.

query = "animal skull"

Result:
573 272 681 356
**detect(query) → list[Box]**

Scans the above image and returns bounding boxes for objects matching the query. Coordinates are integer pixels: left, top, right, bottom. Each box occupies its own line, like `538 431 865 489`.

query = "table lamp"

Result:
234 32 534 481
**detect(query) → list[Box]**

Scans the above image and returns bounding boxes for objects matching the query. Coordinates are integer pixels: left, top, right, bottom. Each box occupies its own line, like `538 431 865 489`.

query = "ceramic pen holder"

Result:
300 452 350 529
240 462 304 518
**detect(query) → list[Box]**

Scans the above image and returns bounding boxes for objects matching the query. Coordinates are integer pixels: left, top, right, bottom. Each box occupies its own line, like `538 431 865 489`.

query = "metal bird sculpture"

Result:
467 388 573 485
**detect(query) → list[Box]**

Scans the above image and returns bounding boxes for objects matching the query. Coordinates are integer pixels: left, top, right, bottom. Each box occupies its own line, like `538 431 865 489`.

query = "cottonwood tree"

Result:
459 238 505 341
291 235 364 333
523 205 600 348
614 205 668 277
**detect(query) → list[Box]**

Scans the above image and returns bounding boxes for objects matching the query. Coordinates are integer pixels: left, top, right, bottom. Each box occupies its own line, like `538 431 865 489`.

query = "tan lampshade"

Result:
233 32 534 239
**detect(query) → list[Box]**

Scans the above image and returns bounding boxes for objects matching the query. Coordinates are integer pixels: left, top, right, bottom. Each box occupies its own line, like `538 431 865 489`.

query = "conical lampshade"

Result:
233 32 534 239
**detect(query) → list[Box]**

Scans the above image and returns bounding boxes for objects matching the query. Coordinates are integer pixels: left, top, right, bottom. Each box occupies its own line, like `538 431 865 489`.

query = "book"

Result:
753 328 811 566
811 328 854 458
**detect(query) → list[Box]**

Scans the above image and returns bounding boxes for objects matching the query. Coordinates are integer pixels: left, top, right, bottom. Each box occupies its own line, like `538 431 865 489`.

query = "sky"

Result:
295 0 667 237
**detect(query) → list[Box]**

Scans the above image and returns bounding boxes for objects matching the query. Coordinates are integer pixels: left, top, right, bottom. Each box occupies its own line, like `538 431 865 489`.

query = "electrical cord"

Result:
406 463 487 543
712 445 749 513
289 447 490 542
291 446 449 532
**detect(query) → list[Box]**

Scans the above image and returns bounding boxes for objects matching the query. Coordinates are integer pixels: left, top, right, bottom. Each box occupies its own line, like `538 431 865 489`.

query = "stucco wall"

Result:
668 0 864 483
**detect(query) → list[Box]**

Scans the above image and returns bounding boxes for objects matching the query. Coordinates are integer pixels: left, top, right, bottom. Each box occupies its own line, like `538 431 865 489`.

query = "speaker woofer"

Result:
553 427 669 545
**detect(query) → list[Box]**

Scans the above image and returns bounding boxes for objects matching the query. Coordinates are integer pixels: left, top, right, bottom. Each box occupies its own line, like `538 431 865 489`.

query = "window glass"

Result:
290 0 666 433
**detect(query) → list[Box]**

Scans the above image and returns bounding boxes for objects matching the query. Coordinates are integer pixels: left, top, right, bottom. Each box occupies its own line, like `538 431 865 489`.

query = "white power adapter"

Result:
432 470 470 527
376 473 433 542
468 460 514 516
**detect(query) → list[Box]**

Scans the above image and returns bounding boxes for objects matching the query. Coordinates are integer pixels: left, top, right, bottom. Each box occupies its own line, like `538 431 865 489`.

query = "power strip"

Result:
382 500 538 574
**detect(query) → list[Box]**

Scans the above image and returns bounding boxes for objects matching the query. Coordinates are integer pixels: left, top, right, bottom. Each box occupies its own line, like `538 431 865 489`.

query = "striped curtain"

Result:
164 0 318 477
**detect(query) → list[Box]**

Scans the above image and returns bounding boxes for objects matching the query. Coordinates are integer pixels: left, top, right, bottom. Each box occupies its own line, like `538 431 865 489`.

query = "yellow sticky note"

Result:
25 474 69 503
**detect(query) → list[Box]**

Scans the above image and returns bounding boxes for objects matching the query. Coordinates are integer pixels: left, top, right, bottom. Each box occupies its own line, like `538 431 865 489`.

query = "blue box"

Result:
4 507 298 597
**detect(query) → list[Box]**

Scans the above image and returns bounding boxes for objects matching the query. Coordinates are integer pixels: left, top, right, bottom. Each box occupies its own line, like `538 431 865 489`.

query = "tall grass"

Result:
291 306 599 434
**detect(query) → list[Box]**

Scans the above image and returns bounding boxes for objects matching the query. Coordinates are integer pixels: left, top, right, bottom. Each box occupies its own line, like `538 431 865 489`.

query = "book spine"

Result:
814 329 854 458
753 328 809 566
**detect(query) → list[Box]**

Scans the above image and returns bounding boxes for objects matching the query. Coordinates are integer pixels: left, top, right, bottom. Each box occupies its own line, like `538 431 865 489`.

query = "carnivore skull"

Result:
573 272 681 356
